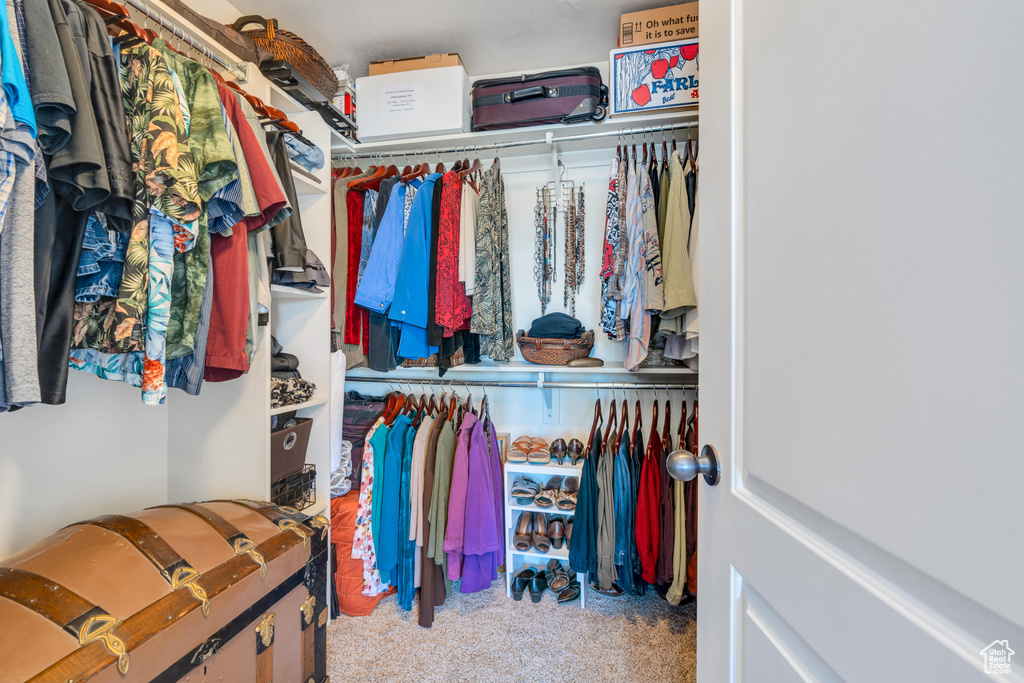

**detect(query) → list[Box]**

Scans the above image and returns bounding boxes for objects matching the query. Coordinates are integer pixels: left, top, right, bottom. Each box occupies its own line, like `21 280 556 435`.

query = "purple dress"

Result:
442 414 474 580
459 415 503 592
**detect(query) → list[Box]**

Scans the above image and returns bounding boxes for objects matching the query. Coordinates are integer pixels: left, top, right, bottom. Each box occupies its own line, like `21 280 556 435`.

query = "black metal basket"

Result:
271 463 317 511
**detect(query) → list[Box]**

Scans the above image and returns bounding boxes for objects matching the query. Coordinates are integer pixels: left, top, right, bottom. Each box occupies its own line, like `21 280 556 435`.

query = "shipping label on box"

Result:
610 40 698 116
619 3 698 47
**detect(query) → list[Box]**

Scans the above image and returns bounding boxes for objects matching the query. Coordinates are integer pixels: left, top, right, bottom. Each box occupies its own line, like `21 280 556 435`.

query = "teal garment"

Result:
397 421 418 611
368 423 391 583
378 414 413 582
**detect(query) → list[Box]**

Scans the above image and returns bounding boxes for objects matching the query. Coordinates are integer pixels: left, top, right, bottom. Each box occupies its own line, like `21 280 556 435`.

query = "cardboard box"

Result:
356 66 471 142
368 53 465 76
610 39 698 117
619 3 698 47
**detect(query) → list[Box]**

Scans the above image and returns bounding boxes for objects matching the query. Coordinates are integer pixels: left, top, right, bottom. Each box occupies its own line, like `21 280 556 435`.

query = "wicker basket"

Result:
516 330 594 365
400 347 465 369
230 15 339 99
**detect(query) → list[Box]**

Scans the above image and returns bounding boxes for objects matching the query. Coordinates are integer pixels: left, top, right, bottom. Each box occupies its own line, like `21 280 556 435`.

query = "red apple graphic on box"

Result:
631 85 651 106
651 59 669 80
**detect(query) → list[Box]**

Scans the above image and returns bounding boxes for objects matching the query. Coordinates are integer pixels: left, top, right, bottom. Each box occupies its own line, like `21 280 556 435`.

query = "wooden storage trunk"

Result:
0 500 330 682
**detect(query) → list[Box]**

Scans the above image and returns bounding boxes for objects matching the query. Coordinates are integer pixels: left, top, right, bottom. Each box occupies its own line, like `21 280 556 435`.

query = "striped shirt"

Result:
623 161 650 371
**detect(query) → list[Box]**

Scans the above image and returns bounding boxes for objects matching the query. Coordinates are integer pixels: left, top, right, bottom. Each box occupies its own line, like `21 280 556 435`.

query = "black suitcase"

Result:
471 67 608 131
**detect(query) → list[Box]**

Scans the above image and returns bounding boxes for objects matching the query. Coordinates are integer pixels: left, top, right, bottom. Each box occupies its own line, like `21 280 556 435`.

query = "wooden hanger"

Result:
585 398 603 454
604 399 618 448
663 397 672 447
692 400 699 455
459 157 481 180
649 399 660 448
678 403 687 451
616 399 628 452
349 164 386 189
633 399 643 446
642 141 648 165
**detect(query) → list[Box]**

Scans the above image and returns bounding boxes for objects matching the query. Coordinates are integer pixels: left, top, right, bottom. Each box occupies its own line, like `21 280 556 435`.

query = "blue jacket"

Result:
353 182 406 313
390 174 442 359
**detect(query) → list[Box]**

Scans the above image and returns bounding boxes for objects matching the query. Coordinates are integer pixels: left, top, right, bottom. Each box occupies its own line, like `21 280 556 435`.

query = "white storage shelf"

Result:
503 460 586 608
347 361 697 377
270 395 329 416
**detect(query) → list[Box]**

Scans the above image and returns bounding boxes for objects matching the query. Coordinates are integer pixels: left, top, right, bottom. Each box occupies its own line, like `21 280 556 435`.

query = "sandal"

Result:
511 477 540 505
531 512 550 553
545 559 570 592
568 438 585 465
511 567 536 601
513 511 533 551
547 515 565 550
534 476 563 508
557 477 579 511
550 438 567 465
507 445 529 463
528 573 548 603
527 445 551 465
557 578 581 604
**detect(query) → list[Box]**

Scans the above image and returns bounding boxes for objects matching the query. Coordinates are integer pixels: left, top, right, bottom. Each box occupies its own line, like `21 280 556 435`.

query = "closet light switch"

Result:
543 388 560 424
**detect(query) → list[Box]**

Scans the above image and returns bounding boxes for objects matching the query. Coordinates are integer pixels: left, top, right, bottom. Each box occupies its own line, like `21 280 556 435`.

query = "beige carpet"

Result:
327 576 696 682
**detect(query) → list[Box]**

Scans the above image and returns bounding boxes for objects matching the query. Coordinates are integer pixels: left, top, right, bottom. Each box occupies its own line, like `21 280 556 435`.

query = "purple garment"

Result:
442 414 473 580
486 418 506 572
460 415 502 593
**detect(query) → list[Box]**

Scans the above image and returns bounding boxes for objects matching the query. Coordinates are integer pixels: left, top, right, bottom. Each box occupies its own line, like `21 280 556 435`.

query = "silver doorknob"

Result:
667 444 721 486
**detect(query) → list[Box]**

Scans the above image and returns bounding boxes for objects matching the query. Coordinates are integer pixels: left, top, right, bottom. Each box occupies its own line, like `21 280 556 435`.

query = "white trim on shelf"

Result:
290 163 328 195
271 395 329 416
346 360 697 377
507 546 570 561
509 502 576 515
271 284 329 300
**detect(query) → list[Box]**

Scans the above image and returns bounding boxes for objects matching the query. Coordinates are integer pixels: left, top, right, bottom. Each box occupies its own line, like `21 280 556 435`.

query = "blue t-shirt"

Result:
0 6 36 137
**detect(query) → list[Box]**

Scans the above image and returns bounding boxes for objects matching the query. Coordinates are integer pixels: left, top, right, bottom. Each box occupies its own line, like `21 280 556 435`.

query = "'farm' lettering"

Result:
651 75 698 95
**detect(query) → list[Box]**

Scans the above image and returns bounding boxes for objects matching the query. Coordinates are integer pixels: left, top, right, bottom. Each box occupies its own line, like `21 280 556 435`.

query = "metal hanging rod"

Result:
331 120 697 162
125 0 247 81
344 376 697 392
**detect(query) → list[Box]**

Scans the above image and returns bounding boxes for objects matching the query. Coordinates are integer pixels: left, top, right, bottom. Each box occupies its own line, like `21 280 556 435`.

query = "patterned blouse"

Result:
353 417 389 596
434 172 472 337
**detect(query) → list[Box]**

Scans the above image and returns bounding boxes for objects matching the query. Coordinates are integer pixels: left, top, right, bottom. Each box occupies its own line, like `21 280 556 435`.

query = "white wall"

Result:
0 373 168 557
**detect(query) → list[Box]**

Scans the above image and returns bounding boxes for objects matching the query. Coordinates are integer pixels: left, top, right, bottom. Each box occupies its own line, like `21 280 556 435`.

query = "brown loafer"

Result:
547 515 565 549
513 511 533 551
531 512 550 553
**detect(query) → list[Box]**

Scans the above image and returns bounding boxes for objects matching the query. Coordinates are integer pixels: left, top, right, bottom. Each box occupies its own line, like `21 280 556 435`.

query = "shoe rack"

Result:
503 460 587 608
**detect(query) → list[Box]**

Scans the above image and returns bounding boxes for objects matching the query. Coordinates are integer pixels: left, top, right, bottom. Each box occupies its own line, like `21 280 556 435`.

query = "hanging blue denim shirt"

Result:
390 173 442 359
353 182 406 314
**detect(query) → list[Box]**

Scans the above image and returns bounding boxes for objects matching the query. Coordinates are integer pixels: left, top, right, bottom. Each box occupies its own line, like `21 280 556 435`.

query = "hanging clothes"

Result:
353 417 390 597
622 160 649 371
613 426 637 595
569 432 601 577
596 422 618 590
471 162 514 361
655 403 675 588
635 402 662 584
599 155 623 339
659 150 697 332
458 412 503 593
434 170 471 337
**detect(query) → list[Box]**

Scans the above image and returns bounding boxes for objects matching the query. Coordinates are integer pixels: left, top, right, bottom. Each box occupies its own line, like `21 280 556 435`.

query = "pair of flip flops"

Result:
534 476 579 511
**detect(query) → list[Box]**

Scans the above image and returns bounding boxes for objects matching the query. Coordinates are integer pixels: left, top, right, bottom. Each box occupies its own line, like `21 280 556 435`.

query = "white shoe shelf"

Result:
503 459 586 608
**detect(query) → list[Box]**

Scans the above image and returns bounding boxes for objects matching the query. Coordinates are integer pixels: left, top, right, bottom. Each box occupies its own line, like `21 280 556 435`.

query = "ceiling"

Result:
224 0 689 78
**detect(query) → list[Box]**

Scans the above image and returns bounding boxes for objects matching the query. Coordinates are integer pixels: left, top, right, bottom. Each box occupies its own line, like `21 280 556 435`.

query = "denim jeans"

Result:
613 434 637 594
75 213 129 303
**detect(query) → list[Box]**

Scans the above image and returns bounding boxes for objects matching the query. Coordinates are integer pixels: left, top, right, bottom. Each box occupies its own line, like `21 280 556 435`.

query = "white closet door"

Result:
697 1 1024 681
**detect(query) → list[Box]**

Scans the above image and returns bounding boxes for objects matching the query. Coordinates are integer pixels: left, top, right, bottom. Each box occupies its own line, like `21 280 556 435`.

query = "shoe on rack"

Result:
547 515 565 550
513 511 533 551
535 476 563 508
528 572 548 603
557 477 579 511
550 438 567 465
545 559 570 592
565 520 573 550
511 477 540 505
568 439 585 465
511 567 536 601
557 578 581 604
531 512 550 553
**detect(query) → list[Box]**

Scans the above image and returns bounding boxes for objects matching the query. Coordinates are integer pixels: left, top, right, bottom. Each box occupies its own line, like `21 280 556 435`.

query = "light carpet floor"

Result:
327 576 696 682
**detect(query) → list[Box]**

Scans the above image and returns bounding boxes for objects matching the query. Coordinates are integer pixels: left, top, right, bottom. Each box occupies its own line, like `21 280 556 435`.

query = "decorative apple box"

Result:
610 39 698 117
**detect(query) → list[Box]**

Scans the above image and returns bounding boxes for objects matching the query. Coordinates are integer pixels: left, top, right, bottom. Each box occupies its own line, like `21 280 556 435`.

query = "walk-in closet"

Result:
0 0 1019 681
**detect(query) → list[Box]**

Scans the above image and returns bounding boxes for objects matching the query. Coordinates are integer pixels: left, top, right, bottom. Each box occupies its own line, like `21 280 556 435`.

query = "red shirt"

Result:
343 189 364 345
635 425 662 584
434 172 472 337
